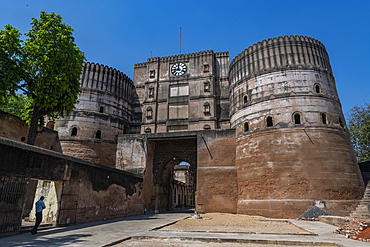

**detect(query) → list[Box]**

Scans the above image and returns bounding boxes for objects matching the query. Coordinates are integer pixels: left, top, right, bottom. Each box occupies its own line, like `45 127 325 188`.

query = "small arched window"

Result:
244 95 248 104
339 117 344 128
71 127 78 136
149 87 154 98
203 102 210 114
203 124 211 130
266 116 273 127
314 83 321 93
203 63 209 72
244 121 249 132
293 112 302 124
95 130 101 139
321 113 328 124
99 106 104 113
204 82 210 92
145 127 151 133
146 107 153 119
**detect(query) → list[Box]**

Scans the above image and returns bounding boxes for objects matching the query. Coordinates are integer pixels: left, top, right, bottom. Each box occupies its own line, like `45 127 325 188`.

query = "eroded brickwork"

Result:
196 129 237 213
55 62 134 168
0 110 62 152
48 35 363 219
230 36 364 218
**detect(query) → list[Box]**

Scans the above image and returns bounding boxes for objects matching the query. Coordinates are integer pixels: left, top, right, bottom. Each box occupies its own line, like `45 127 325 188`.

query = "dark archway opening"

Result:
244 122 249 132
339 117 344 128
266 116 273 127
244 95 248 104
294 113 301 124
322 113 327 124
95 130 102 139
151 136 197 212
71 127 78 136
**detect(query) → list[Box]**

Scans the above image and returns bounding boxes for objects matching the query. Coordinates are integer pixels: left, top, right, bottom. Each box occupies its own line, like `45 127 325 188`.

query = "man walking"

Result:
31 196 46 234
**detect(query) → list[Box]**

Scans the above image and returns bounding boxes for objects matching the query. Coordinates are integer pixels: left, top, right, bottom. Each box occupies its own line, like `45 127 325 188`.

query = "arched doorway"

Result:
150 136 197 212
173 162 195 208
158 160 195 211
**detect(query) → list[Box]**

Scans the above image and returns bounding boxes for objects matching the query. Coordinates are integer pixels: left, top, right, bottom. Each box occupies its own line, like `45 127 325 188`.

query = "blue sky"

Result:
1 0 369 115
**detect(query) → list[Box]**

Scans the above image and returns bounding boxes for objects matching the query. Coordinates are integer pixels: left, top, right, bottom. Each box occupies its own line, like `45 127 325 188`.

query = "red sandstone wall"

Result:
141 140 155 210
236 127 364 218
75 170 143 224
59 139 116 168
196 130 237 213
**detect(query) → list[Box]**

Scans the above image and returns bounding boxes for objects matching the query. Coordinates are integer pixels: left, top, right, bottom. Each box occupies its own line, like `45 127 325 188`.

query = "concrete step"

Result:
354 209 370 212
350 213 370 218
351 211 370 215
352 212 370 216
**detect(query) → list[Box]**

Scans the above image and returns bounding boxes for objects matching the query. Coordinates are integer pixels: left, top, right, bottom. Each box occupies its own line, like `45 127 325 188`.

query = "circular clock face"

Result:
171 62 187 76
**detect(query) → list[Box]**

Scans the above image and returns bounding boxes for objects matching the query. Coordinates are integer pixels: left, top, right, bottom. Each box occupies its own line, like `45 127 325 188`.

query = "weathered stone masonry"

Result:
52 35 365 219
55 62 135 167
0 137 145 236
229 36 364 218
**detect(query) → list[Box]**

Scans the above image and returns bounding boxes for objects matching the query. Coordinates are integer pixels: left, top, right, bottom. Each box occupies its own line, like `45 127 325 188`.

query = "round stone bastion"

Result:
229 35 364 218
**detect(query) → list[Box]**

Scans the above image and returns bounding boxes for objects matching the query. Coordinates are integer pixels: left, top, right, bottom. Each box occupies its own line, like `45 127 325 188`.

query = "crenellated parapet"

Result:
134 50 228 67
215 51 229 58
54 62 135 167
229 35 332 89
229 36 363 218
80 62 134 101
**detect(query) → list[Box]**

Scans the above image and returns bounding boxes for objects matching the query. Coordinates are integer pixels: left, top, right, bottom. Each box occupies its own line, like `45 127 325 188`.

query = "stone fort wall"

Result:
54 62 135 167
229 35 364 217
53 35 363 218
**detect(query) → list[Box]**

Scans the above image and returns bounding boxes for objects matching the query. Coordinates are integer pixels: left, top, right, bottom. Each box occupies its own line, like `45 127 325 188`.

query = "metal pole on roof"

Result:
179 27 182 55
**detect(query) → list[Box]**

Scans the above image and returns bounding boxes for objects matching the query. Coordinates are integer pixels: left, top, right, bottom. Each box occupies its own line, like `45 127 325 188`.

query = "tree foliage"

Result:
0 93 27 117
0 25 24 105
347 103 370 163
0 11 85 144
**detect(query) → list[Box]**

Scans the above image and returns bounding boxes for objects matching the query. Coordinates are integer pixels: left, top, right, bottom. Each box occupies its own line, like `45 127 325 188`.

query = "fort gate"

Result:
116 129 237 213
56 35 365 218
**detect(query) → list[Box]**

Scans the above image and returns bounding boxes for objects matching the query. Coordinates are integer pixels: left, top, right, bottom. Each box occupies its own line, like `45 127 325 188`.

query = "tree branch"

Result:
17 86 28 94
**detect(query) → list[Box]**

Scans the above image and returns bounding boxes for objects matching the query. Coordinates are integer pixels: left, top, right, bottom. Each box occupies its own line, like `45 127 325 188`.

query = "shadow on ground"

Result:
4 233 92 247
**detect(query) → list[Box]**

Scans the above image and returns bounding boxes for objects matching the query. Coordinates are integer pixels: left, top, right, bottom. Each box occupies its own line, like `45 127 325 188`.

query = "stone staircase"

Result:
351 181 370 219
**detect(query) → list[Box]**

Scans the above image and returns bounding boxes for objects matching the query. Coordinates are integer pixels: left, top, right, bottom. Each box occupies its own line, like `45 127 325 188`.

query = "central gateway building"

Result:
132 50 230 134
55 35 364 218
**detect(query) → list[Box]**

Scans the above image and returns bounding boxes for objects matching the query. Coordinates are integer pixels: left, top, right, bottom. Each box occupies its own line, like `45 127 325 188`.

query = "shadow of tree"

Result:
4 233 93 247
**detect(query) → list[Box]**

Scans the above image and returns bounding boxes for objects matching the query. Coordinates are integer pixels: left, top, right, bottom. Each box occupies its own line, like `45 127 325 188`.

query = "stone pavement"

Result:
0 209 368 246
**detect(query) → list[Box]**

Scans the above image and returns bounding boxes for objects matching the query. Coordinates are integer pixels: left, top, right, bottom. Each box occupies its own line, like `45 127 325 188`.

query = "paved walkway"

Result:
0 210 368 246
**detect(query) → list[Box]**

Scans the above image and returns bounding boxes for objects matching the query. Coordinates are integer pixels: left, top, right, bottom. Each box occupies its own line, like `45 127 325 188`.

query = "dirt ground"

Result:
117 238 336 247
115 213 327 246
160 213 312 235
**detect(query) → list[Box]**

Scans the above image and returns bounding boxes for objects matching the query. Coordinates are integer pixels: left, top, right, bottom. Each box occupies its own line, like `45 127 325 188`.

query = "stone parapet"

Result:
229 35 332 89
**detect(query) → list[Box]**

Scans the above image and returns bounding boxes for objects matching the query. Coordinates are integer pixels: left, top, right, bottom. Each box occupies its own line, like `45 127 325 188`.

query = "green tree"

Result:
0 11 85 145
347 103 370 162
0 93 27 117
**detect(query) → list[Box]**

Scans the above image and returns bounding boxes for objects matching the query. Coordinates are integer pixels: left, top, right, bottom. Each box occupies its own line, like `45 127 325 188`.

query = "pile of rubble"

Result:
298 206 333 220
335 218 370 242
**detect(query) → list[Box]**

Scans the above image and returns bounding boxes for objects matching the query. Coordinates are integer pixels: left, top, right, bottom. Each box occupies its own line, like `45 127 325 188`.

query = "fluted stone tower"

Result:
229 36 364 217
54 62 135 168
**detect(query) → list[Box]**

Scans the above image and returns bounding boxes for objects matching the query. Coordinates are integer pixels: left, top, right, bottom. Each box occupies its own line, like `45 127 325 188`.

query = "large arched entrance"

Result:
149 136 197 212
158 160 195 211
